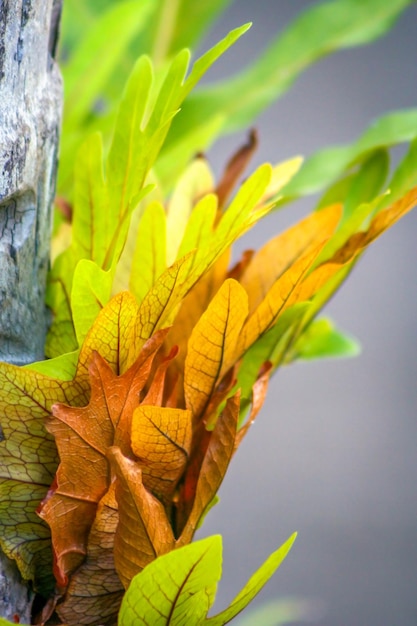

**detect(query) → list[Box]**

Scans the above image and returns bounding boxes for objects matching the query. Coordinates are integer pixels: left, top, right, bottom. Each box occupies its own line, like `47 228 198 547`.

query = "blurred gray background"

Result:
195 2 417 625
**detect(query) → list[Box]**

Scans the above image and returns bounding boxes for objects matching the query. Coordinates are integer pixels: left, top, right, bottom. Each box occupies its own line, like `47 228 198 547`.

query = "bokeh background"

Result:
193 2 417 625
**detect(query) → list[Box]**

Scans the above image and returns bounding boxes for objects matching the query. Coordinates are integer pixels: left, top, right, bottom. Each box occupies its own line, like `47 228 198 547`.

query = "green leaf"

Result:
184 23 251 97
25 350 80 381
62 0 155 129
237 304 309 420
380 137 417 208
283 109 417 200
291 317 361 361
164 0 412 156
72 132 108 265
118 535 222 626
149 0 234 64
206 533 297 625
128 201 167 304
71 260 114 347
343 149 389 218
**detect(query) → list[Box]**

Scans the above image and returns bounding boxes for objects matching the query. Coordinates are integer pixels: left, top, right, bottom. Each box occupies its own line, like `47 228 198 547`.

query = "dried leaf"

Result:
39 331 167 583
56 486 123 626
108 447 175 589
178 393 240 542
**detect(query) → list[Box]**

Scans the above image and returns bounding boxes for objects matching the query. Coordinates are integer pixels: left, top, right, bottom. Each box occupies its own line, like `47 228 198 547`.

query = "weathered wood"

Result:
0 0 62 365
0 0 63 620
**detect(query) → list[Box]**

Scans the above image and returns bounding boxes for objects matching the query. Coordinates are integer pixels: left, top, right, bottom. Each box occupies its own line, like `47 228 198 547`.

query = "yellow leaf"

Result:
240 203 341 311
261 156 303 203
77 290 139 377
166 156 214 264
130 252 196 361
131 405 192 501
184 279 248 419
238 247 323 356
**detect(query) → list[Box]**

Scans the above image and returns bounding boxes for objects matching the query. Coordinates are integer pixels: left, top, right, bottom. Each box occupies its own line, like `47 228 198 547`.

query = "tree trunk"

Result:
0 0 62 621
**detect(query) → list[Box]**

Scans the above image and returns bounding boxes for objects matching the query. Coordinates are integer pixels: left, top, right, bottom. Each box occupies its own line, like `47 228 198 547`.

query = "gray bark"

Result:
0 0 62 366
0 0 63 622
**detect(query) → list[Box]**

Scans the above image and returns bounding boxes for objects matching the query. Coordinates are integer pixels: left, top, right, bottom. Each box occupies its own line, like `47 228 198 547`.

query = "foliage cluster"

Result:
1 1 417 624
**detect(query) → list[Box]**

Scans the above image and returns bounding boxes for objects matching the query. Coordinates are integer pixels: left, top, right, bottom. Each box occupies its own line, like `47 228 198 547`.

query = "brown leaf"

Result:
108 447 176 589
177 393 240 542
39 332 167 583
55 485 123 626
215 129 258 207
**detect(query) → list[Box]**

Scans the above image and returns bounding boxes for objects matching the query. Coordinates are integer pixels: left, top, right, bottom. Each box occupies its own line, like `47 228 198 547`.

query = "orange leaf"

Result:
177 393 240 542
238 246 324 357
131 405 192 501
55 485 124 626
164 251 230 392
184 279 248 419
240 203 341 312
40 332 167 582
330 186 417 264
108 447 175 589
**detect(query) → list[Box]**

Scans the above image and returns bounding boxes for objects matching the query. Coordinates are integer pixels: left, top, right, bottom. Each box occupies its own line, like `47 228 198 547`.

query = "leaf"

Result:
239 203 341 313
291 317 361 361
118 535 222 626
71 260 114 347
108 447 176 590
236 304 310 412
238 247 324 357
55 485 124 626
206 533 297 625
329 185 417 264
39 315 168 583
380 137 417 207
178 394 240 543
184 279 248 419
149 0 234 61
0 363 87 594
59 0 156 195
62 0 154 129
343 149 389 218
163 0 413 157
283 109 417 200
71 132 108 264
131 252 196 356
130 405 193 501
128 200 168 304
166 157 215 265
